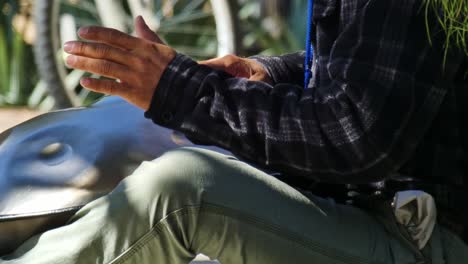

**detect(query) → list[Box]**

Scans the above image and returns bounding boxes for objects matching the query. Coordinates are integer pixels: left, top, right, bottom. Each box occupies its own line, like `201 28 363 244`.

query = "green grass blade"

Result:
0 25 10 96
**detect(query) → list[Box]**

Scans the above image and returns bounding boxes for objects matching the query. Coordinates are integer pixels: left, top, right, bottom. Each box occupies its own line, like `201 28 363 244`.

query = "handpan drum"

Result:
0 96 227 255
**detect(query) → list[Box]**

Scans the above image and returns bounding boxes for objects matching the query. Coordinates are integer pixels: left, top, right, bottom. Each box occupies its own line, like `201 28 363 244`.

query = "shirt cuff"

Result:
249 55 292 84
144 53 211 129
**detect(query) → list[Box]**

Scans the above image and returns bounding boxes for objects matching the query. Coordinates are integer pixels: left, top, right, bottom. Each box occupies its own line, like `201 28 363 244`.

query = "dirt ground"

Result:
0 108 43 133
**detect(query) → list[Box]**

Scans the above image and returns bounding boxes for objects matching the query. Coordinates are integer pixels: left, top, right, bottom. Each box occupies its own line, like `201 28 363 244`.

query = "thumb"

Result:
200 57 252 78
135 15 165 44
198 57 227 70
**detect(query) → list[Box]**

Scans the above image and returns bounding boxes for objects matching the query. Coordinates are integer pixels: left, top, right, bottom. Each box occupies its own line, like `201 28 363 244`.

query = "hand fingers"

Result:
199 57 224 67
199 54 244 70
64 41 139 67
135 15 165 44
80 77 126 96
250 74 266 82
78 26 142 50
228 61 252 78
66 55 132 82
200 56 252 78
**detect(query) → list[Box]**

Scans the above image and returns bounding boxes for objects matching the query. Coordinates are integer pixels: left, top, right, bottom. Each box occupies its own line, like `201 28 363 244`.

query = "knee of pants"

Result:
125 147 226 210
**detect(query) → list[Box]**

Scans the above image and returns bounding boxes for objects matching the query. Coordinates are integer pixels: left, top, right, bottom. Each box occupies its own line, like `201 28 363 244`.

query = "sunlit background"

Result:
0 0 307 132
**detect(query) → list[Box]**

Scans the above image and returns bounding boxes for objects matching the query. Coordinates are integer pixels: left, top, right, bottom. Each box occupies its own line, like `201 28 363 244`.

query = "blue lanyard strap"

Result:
304 0 314 89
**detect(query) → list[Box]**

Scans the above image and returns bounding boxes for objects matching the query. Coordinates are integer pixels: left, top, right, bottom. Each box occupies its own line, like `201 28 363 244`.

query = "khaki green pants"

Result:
1 148 467 263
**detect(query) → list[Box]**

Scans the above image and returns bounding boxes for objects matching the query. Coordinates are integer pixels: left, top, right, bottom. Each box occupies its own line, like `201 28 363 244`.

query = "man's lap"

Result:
1 147 464 263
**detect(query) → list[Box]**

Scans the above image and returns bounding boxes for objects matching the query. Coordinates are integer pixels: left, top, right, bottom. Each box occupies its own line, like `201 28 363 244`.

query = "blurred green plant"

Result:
0 0 37 106
237 0 306 56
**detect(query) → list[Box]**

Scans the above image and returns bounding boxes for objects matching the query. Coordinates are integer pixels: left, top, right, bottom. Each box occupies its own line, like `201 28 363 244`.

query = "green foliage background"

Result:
0 0 37 106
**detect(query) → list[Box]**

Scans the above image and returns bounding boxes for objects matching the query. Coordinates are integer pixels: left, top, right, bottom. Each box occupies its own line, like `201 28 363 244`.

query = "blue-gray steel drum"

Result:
0 96 227 255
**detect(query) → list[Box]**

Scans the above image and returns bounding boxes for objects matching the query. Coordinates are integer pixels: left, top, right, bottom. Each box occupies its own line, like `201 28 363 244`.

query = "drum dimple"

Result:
39 142 73 165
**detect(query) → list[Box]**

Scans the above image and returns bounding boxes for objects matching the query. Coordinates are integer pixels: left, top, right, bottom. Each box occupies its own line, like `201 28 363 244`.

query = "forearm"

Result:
145 54 400 183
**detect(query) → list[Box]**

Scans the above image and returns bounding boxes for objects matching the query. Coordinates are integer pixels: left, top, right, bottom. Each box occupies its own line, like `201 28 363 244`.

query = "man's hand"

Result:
64 16 176 110
199 55 272 84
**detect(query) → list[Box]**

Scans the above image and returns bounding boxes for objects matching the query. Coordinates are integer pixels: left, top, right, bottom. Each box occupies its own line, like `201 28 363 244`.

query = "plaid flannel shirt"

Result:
145 0 467 239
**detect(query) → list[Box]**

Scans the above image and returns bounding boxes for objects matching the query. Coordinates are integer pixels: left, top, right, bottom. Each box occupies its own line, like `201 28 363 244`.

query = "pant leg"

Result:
434 226 468 264
0 147 457 264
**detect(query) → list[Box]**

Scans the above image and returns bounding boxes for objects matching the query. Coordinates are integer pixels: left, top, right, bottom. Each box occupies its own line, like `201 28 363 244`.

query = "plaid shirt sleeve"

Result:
145 0 461 183
249 52 305 86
